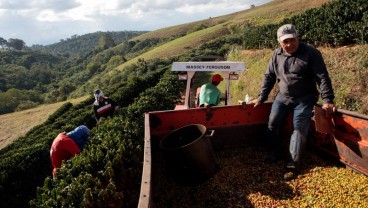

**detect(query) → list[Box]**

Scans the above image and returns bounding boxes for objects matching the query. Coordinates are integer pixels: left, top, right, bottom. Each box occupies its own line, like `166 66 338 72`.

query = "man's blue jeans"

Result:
266 98 315 164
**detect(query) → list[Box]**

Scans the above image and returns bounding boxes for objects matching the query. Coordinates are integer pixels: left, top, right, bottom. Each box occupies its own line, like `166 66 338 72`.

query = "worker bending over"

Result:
50 125 90 176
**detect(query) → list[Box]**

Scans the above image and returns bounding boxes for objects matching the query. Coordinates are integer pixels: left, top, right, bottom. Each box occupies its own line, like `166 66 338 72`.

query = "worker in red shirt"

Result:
50 125 90 176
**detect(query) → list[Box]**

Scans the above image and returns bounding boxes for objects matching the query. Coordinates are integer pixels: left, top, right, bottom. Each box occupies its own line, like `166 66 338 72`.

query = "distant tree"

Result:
0 37 7 49
97 33 116 49
0 92 18 114
58 81 76 99
16 55 36 69
0 88 42 114
86 62 100 75
250 4 255 9
7 38 26 50
16 100 38 111
107 55 126 67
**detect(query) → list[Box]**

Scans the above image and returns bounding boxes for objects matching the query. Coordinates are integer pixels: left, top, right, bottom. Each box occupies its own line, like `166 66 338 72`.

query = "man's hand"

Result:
250 98 262 107
322 103 336 117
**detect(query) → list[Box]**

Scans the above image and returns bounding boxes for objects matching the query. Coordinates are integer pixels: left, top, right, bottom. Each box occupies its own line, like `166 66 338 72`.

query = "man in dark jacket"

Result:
93 89 119 122
251 24 336 180
50 125 90 175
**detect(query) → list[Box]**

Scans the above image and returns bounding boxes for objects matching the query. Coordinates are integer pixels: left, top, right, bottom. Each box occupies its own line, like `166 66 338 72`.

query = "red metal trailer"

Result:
137 59 368 207
138 103 368 207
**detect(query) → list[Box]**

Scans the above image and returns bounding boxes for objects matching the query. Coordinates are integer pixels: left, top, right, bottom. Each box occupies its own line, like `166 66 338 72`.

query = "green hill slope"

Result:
31 31 147 56
0 96 88 150
73 0 333 95
131 0 332 41
117 24 231 70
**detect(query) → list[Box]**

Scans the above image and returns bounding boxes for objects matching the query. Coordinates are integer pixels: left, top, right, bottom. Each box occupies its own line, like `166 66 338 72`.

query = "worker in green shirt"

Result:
199 74 223 107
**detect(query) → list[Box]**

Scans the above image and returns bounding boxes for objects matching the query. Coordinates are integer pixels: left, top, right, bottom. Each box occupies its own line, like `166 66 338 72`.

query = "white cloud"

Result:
0 0 272 45
176 0 252 14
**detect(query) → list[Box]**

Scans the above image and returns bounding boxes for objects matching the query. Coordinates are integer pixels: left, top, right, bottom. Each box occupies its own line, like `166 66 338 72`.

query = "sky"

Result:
0 0 272 46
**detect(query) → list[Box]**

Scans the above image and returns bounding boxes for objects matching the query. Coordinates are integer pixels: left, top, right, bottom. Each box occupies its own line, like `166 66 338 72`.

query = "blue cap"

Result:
67 125 90 150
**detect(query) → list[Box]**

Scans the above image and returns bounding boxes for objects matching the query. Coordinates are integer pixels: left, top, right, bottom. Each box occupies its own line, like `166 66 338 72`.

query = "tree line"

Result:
0 31 151 115
0 37 26 50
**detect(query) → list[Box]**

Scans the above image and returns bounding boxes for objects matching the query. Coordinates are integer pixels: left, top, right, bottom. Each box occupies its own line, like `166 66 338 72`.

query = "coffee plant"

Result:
0 57 182 207
28 63 182 207
242 0 368 49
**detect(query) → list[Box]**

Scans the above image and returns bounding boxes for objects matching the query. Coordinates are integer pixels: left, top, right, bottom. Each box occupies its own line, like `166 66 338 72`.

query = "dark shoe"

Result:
284 171 297 180
285 161 296 170
284 161 299 180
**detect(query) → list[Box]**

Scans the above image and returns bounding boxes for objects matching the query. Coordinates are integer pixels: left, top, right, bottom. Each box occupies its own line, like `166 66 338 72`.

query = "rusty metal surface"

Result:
138 114 153 208
138 103 272 207
139 104 368 207
148 103 272 140
314 106 334 134
311 105 368 176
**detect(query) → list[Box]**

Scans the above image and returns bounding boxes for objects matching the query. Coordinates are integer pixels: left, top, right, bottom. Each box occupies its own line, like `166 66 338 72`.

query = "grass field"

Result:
0 96 88 149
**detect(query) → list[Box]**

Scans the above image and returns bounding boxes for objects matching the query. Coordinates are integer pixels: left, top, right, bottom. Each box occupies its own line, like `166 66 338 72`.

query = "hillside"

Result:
31 31 147 57
1 0 367 207
118 0 333 65
2 44 366 151
73 0 334 95
0 31 146 115
131 0 331 42
0 96 88 150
